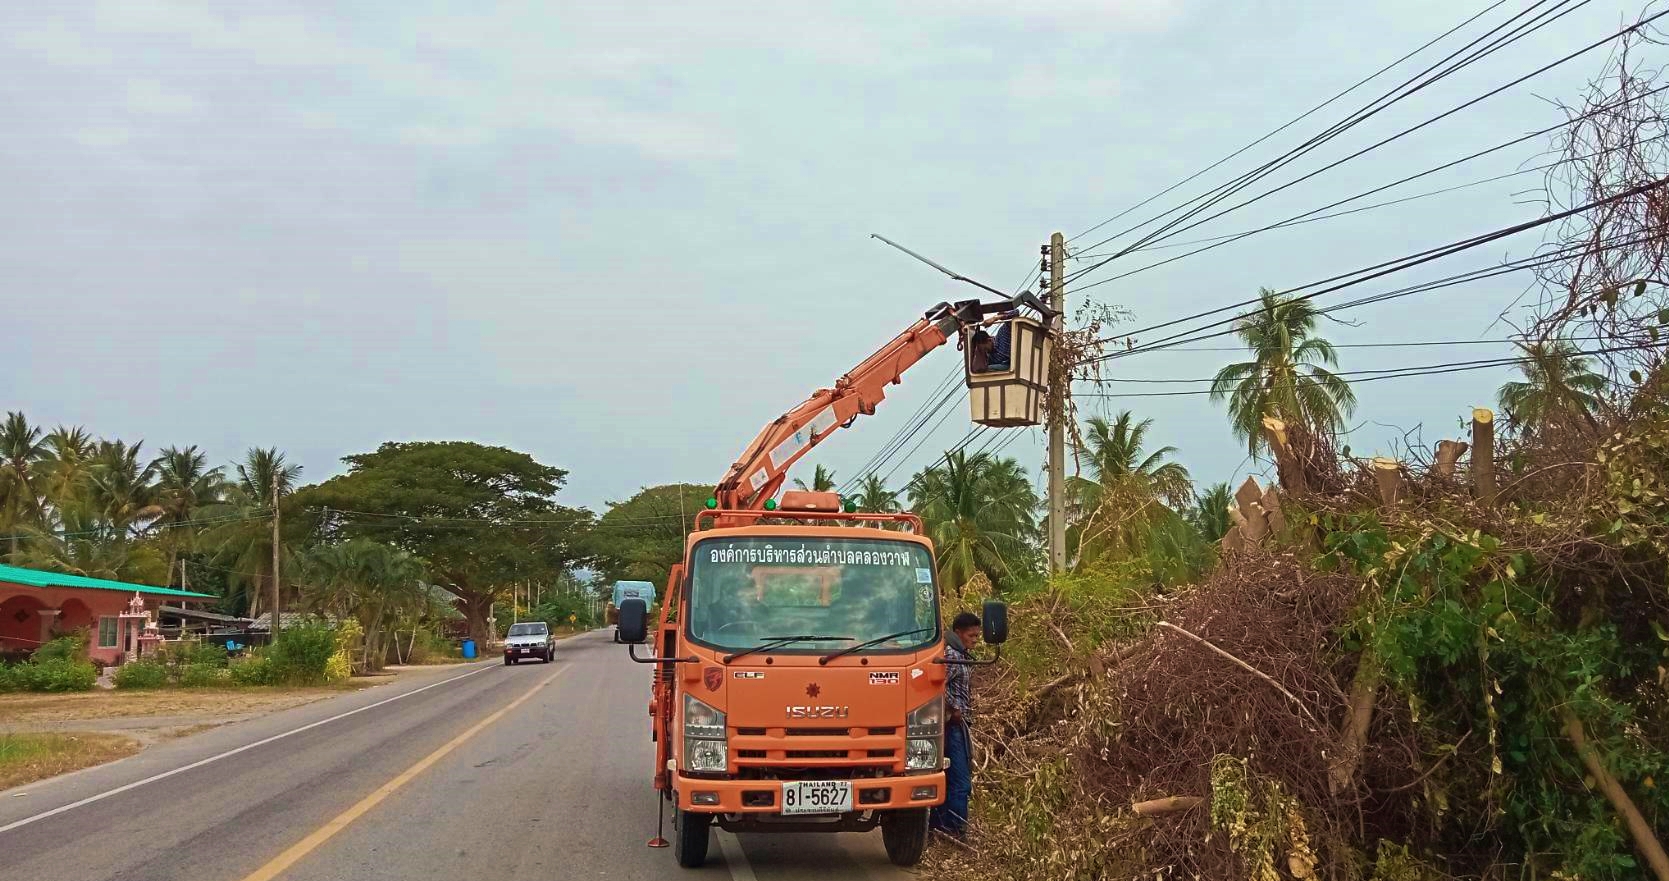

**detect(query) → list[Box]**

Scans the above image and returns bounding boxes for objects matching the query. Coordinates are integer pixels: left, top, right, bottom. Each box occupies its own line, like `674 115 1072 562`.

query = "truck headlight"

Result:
905 696 942 771
683 694 727 773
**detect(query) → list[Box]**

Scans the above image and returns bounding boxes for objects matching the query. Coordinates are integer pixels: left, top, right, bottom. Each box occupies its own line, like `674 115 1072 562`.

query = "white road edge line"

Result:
0 662 500 835
716 830 758 881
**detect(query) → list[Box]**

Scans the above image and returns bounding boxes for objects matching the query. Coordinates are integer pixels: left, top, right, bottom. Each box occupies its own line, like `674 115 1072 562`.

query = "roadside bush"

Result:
0 663 18 693
15 659 98 692
178 664 227 688
113 661 169 689
32 634 87 663
228 655 273 686
266 623 342 685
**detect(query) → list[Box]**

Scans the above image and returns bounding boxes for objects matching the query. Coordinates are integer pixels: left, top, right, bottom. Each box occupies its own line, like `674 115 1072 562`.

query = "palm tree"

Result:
1497 338 1607 433
39 426 95 513
1067 412 1194 564
793 464 838 492
908 450 1040 592
88 440 161 535
302 539 426 672
153 446 226 585
17 505 168 584
853 474 901 514
1188 482 1233 544
0 412 49 559
1210 288 1356 457
202 448 303 617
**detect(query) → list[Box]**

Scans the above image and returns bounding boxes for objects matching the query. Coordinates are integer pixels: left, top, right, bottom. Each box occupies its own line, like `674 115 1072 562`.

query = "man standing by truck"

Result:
931 611 981 840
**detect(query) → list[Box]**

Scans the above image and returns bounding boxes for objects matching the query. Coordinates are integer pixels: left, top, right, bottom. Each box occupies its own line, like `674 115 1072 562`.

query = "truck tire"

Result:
674 806 711 868
881 808 929 867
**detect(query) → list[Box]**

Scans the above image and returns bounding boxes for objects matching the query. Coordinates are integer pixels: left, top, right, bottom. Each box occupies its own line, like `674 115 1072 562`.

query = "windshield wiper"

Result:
818 628 934 665
724 635 854 664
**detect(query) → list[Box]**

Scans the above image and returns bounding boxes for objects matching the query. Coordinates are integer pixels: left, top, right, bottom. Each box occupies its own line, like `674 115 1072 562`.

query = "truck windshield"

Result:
507 623 546 636
687 536 939 653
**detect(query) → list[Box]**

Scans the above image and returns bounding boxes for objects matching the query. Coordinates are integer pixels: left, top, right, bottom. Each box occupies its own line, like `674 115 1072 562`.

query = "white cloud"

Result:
10 20 114 66
1006 67 1123 102
126 79 198 115
72 126 134 148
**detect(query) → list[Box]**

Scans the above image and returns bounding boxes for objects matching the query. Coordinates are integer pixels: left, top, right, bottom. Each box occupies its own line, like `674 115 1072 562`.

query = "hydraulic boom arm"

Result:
715 294 1051 510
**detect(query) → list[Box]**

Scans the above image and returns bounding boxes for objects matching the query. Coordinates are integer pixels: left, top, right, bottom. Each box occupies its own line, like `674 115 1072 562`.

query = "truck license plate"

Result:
781 781 851 815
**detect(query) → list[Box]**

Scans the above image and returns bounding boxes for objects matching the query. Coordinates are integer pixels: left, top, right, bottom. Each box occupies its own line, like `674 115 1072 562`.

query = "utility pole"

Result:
1046 232 1068 573
270 481 283 639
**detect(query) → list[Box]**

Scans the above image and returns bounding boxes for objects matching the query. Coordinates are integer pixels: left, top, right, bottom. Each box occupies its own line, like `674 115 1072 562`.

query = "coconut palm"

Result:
17 505 168 584
88 440 161 535
1067 412 1194 564
793 464 838 492
1497 338 1607 433
1210 288 1356 457
39 426 95 513
0 412 49 558
153 445 226 585
1188 482 1233 544
202 448 303 617
302 539 426 671
853 473 901 514
908 450 1040 592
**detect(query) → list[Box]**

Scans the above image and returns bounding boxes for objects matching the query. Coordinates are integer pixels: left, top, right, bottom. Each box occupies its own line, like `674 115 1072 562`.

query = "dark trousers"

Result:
931 719 971 835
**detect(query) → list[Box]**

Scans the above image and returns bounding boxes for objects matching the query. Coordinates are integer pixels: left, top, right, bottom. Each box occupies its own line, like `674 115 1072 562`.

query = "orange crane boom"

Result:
714 294 1050 510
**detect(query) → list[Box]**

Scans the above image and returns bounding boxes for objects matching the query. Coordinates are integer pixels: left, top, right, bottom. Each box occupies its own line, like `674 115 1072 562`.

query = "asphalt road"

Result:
0 631 914 881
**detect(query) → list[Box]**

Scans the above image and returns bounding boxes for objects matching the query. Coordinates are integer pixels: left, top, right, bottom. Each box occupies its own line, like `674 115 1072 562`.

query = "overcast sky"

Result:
1 1 1641 511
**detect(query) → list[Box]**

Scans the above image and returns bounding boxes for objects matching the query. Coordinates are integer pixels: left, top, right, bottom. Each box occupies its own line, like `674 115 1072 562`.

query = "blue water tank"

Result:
461 639 477 659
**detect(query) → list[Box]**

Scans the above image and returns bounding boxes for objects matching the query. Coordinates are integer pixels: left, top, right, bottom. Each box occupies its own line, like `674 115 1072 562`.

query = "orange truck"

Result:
615 294 1052 868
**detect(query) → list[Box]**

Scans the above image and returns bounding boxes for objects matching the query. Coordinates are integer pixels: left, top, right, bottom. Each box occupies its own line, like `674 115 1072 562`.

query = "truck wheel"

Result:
673 806 711 868
881 808 929 867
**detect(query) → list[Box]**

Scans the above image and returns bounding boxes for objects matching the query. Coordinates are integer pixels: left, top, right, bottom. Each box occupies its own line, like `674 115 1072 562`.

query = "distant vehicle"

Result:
607 581 656 639
504 621 554 665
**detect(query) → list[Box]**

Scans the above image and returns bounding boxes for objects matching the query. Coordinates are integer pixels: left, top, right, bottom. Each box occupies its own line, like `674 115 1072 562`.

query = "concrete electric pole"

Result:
1046 232 1067 573
271 481 283 639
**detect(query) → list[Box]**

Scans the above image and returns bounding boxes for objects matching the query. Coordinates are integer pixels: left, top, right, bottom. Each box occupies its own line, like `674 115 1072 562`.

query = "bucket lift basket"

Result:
965 315 1051 427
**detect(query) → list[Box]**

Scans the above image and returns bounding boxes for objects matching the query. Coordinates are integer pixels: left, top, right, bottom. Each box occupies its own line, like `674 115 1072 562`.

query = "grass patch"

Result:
0 732 140 791
0 681 373 726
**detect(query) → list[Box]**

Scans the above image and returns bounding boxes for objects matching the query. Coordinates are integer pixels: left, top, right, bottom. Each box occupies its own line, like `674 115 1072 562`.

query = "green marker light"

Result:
844 499 858 514
763 498 778 511
705 498 718 509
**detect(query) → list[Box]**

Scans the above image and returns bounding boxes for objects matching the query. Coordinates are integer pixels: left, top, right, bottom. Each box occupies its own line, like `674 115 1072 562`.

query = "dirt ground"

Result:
0 732 141 791
0 681 375 742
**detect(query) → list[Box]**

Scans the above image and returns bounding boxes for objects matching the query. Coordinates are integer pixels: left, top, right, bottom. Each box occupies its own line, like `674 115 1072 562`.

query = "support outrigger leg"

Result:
647 793 669 848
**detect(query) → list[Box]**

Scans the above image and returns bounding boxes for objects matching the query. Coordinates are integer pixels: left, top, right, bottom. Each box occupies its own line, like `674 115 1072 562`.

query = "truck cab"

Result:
618 502 1006 869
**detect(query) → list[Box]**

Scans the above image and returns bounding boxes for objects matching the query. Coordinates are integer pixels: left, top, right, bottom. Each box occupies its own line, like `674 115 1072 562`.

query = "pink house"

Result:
0 563 214 666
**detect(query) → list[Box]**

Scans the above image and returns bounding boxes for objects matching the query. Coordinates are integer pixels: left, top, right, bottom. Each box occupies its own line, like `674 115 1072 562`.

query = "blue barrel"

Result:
461 639 477 659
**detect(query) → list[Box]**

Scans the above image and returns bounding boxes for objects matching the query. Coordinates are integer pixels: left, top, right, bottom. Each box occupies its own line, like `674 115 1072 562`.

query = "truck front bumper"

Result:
673 771 945 814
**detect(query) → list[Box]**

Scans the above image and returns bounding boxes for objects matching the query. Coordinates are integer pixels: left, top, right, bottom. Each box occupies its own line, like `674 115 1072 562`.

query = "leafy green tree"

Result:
1067 412 1193 565
201 448 302 617
853 473 901 514
793 464 838 492
907 450 1040 592
586 483 707 586
1498 338 1607 433
300 539 427 671
39 426 95 513
153 446 226 586
0 412 48 559
1188 482 1233 544
88 440 160 535
1210 288 1356 457
298 442 590 644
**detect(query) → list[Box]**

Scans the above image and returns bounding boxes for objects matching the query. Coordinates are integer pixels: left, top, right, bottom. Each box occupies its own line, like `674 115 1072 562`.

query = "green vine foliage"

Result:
1324 510 1668 880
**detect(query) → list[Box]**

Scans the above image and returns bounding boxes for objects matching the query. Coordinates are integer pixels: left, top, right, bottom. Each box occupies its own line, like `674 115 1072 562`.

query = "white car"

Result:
503 621 554 665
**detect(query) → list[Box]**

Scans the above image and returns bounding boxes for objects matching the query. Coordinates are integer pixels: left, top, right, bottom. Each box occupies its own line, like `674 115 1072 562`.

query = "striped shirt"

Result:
945 640 974 717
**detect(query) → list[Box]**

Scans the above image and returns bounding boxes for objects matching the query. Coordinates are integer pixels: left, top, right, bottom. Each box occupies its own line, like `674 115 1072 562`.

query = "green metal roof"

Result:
0 563 214 599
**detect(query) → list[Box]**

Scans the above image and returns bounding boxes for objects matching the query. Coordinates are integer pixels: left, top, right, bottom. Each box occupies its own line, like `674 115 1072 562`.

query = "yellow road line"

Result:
238 667 566 881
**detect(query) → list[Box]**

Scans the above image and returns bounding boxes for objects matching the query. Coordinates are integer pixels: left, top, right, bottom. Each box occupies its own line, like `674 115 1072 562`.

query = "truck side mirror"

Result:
617 599 649 645
982 599 1008 645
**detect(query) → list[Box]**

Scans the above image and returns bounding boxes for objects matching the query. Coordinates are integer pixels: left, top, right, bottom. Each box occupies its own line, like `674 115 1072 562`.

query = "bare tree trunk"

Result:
1329 657 1380 797
1562 709 1669 881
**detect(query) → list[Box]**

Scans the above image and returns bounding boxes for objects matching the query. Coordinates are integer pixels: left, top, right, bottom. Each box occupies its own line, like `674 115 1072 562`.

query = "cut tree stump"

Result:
1434 439 1469 478
1472 408 1496 506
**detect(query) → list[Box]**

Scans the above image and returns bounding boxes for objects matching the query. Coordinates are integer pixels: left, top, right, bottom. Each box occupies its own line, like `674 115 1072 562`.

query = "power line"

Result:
1076 341 1665 398
1080 175 1669 361
1067 0 1635 284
